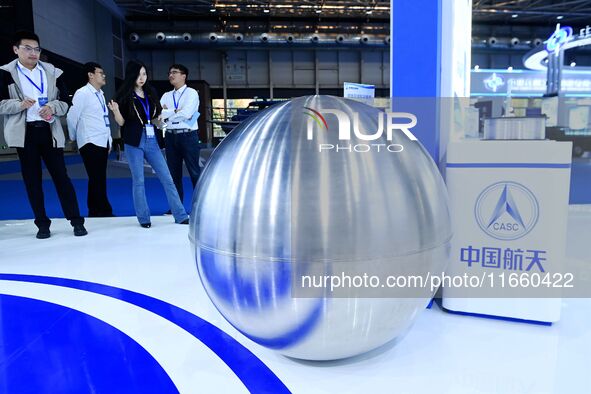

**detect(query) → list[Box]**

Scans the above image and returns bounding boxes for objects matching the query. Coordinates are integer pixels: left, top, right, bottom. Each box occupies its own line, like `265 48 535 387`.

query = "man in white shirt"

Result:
0 30 87 238
160 64 201 203
67 62 113 217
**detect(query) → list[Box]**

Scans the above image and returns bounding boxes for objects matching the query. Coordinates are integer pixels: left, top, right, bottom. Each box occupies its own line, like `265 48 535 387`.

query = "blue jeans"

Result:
125 134 189 224
165 131 201 202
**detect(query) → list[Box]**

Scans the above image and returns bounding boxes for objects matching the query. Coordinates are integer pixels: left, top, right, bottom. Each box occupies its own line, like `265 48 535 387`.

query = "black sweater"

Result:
119 91 164 148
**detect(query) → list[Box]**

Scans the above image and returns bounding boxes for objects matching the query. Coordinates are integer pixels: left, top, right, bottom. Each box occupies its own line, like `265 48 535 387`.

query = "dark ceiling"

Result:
473 0 591 24
113 1 390 21
112 0 591 25
111 0 591 40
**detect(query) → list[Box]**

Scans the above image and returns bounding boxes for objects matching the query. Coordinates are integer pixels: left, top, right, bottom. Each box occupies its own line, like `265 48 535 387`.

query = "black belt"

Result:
167 128 195 134
26 121 50 128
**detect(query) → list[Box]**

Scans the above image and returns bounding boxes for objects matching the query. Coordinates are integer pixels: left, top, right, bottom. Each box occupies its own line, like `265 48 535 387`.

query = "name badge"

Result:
103 115 110 127
145 124 155 138
38 97 48 107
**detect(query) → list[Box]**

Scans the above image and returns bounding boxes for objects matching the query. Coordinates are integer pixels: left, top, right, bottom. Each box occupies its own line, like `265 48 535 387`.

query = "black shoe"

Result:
141 223 151 228
179 219 189 225
73 224 88 236
164 210 172 215
36 228 50 239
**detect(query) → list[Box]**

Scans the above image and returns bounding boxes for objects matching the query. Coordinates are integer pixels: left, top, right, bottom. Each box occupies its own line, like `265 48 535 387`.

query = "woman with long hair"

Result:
108 61 188 228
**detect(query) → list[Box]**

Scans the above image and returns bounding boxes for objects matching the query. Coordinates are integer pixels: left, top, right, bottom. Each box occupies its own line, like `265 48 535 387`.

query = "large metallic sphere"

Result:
190 96 451 361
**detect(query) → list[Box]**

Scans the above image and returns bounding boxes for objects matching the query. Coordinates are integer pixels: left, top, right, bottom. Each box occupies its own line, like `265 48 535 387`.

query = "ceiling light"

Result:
316 9 322 13
264 9 270 13
366 10 373 15
210 8 216 12
157 8 163 12
557 15 564 20
512 14 518 18
571 62 577 67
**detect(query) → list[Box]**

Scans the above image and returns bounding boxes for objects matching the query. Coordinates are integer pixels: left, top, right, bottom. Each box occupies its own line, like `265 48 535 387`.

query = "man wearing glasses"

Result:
0 30 87 238
67 62 113 217
160 64 201 205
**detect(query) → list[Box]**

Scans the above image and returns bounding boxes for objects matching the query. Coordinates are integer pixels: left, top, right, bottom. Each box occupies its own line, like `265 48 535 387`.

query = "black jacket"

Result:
120 91 164 148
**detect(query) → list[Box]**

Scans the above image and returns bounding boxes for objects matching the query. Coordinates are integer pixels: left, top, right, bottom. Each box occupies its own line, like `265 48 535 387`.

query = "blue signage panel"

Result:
391 0 442 162
471 69 591 97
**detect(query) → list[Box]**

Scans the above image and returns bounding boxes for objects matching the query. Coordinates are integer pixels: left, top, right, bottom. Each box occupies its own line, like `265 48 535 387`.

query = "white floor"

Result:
1 208 590 393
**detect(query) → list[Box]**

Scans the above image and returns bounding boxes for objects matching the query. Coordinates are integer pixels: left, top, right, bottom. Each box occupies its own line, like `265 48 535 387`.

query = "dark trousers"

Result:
16 122 84 229
165 131 201 201
79 143 113 217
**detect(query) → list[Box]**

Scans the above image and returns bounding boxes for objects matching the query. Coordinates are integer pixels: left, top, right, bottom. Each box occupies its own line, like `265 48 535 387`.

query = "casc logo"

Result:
474 182 539 241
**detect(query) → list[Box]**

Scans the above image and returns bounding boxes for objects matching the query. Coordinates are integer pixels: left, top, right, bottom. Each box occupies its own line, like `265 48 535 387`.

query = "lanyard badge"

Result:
94 92 106 113
17 65 44 94
145 124 155 138
94 91 110 127
172 87 186 110
135 93 155 138
134 93 151 124
18 65 47 105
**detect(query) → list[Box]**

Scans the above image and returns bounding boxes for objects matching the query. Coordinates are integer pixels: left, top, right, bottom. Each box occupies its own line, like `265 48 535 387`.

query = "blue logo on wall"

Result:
483 73 505 92
545 24 573 54
474 182 539 241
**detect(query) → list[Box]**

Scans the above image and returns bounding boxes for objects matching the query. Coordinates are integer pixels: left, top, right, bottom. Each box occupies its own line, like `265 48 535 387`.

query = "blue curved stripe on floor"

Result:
0 273 290 394
0 178 195 220
0 294 178 394
0 154 84 175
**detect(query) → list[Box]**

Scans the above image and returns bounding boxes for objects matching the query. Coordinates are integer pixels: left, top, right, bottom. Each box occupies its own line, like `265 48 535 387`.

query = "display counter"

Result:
442 140 572 323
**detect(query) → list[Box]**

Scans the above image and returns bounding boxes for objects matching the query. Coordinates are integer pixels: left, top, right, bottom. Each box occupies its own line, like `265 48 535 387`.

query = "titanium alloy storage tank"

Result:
189 95 451 361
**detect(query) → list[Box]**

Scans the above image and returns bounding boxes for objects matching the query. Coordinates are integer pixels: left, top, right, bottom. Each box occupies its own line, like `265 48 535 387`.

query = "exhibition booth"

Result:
0 0 589 393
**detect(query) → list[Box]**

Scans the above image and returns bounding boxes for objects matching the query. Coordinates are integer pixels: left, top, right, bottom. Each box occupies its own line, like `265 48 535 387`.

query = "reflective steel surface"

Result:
190 95 452 360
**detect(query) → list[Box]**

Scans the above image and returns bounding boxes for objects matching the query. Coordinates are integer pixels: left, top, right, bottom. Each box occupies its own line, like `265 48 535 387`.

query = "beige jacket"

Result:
0 59 69 148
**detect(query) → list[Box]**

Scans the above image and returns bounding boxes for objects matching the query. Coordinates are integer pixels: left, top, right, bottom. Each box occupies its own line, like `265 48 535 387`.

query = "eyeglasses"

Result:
168 70 183 75
18 45 42 54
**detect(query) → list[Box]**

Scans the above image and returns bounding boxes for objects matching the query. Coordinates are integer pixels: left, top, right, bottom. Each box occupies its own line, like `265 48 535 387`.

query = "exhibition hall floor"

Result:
0 209 590 393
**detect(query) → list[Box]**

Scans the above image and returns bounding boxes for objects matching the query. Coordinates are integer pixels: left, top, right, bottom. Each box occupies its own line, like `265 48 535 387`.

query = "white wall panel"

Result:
293 50 314 86
246 51 269 86
151 51 174 80
361 51 382 85
317 51 338 86
136 48 388 90
200 50 222 86
338 51 360 84
173 50 201 80
270 51 293 86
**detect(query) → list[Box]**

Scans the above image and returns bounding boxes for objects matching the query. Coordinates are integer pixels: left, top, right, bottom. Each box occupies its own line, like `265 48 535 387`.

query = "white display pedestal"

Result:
442 140 572 323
